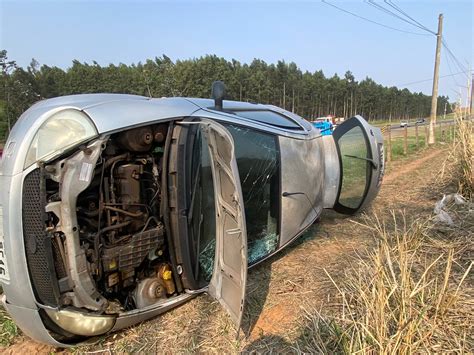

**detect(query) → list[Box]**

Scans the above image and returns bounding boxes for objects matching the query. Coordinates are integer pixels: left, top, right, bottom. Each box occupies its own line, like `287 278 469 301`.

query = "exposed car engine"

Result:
45 123 178 312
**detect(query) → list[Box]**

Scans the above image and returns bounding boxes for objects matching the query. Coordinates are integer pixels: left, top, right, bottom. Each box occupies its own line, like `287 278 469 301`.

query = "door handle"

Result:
227 228 241 235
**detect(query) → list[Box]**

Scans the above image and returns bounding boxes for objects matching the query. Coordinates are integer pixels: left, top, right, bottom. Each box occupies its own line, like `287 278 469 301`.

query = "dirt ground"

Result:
2 146 449 354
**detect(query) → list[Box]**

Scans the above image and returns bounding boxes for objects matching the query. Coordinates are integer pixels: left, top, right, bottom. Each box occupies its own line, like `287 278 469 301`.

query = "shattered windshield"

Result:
224 124 280 264
196 123 281 281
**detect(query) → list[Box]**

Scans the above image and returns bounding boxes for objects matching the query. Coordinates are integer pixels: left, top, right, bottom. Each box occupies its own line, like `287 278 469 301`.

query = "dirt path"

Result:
1 147 448 354
383 148 443 185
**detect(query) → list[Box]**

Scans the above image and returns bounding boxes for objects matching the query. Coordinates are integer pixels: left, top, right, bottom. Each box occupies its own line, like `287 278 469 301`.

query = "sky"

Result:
1 0 473 101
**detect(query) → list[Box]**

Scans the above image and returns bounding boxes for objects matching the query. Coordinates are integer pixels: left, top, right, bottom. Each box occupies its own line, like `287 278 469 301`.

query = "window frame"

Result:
219 121 283 265
228 108 305 131
333 118 374 214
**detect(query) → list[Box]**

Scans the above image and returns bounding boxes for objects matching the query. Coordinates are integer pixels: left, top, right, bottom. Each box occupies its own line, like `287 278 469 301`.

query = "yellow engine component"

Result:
158 264 176 295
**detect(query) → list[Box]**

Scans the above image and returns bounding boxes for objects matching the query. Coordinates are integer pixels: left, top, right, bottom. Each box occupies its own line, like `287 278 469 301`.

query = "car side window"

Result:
224 124 280 264
338 126 370 209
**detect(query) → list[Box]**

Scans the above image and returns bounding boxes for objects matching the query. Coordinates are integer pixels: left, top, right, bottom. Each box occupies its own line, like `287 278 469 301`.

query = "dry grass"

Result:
296 124 473 353
438 113 473 198
295 209 474 354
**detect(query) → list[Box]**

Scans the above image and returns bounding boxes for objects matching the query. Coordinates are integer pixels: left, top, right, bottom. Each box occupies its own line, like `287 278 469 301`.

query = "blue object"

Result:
312 121 333 135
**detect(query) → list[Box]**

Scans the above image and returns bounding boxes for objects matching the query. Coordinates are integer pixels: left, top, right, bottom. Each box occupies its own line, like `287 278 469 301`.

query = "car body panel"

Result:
110 293 195 332
198 120 248 328
322 135 340 208
0 94 384 347
2 296 67 347
82 97 201 133
0 170 39 309
279 135 324 247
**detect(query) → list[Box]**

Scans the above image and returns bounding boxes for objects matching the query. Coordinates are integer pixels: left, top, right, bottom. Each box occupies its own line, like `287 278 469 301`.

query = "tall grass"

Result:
295 115 474 354
296 212 473 354
439 113 473 198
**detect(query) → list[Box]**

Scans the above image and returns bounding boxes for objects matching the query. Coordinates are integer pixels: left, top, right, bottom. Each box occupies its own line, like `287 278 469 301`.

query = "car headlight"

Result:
45 308 116 336
24 109 98 169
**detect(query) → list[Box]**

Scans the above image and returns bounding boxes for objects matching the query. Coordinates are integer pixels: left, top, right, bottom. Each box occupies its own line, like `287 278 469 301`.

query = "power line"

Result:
366 0 435 35
381 1 468 81
443 50 462 87
442 39 468 77
396 71 471 87
384 0 437 35
321 0 431 36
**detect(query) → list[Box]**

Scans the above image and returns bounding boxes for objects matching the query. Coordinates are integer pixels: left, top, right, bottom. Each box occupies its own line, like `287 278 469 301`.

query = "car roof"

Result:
19 93 312 133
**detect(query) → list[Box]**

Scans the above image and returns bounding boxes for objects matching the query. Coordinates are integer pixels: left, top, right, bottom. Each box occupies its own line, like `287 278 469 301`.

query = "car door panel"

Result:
201 120 247 328
176 119 247 329
330 115 384 214
279 136 324 246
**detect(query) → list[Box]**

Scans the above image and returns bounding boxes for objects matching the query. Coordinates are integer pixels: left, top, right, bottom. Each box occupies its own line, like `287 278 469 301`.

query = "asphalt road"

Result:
388 119 456 131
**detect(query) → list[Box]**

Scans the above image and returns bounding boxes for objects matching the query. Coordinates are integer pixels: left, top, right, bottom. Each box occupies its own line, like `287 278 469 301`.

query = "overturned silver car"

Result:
0 86 383 346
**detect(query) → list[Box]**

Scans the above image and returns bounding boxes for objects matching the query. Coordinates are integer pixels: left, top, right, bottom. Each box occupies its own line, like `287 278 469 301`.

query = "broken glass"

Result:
225 124 280 264
197 123 281 281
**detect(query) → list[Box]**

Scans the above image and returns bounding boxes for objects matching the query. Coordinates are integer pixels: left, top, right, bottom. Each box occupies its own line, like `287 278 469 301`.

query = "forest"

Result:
0 49 451 141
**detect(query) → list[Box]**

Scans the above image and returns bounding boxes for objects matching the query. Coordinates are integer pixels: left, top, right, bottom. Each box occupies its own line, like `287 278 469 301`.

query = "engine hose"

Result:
103 206 144 218
104 153 130 170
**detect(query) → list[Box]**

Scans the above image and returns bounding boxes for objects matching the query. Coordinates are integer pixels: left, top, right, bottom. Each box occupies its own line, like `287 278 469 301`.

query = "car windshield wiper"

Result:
344 154 378 169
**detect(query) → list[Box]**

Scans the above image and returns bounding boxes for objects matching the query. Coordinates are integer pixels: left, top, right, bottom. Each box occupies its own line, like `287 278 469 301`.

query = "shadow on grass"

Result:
241 221 328 339
242 311 348 354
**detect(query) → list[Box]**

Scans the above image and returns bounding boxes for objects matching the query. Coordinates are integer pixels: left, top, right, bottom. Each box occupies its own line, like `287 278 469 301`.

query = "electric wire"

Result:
386 0 469 81
366 0 435 35
442 40 466 71
384 0 437 35
321 0 431 36
443 50 462 87
442 39 469 78
324 0 468 98
396 71 470 87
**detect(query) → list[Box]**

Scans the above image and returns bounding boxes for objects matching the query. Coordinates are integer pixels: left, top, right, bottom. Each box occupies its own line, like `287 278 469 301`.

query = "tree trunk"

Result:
292 87 295 113
283 82 286 110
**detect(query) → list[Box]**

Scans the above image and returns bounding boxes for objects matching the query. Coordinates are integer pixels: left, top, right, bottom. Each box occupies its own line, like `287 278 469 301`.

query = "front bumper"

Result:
0 163 196 346
1 295 67 347
0 168 71 345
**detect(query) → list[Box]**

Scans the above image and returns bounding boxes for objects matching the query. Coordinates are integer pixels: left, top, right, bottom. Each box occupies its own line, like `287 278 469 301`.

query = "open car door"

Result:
171 119 247 329
331 115 384 214
203 120 247 328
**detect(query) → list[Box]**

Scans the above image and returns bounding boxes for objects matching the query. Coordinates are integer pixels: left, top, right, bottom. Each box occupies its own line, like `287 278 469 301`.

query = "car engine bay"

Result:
43 123 181 314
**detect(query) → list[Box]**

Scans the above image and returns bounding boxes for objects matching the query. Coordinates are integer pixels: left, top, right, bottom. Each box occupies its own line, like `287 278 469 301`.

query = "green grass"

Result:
0 306 19 347
388 127 454 160
0 285 20 347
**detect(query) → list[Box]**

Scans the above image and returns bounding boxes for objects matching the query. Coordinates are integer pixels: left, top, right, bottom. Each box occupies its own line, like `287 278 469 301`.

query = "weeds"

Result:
296 210 473 354
0 306 19 347
0 284 20 347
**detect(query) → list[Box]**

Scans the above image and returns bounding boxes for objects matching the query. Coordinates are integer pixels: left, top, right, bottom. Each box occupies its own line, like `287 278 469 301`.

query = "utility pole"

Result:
429 13 443 145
